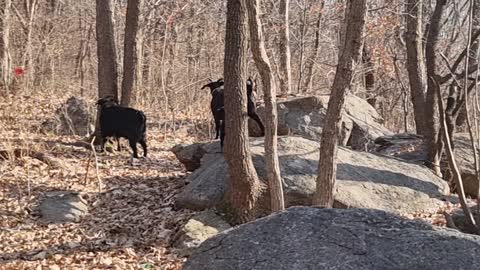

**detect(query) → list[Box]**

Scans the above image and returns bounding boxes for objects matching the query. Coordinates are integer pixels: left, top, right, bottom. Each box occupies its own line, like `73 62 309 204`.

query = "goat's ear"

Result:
207 78 213 82
218 78 224 83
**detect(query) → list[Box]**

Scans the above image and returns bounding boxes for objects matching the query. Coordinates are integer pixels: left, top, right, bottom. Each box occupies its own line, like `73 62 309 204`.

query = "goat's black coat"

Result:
97 97 147 158
201 78 265 151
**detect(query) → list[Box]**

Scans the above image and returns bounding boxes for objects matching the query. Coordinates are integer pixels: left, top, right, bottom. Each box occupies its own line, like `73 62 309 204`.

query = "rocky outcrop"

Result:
173 136 449 215
41 96 94 136
248 95 392 150
375 133 480 197
184 207 480 270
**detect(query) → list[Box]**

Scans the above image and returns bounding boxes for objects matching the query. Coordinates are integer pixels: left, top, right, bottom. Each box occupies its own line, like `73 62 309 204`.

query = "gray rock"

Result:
375 133 480 197
172 143 207 172
173 210 231 256
249 96 353 146
183 207 480 270
36 191 88 223
41 96 94 136
174 136 449 215
249 95 392 150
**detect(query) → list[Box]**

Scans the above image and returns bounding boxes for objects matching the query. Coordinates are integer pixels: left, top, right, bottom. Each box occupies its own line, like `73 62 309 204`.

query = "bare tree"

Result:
0 0 12 95
405 0 427 136
121 0 143 106
278 0 292 96
246 0 284 212
96 0 118 100
314 0 367 207
94 0 118 144
425 0 447 176
301 0 325 93
224 0 263 224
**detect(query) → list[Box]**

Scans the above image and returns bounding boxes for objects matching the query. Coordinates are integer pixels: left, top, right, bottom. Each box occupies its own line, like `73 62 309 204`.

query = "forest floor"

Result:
0 93 202 269
0 93 474 269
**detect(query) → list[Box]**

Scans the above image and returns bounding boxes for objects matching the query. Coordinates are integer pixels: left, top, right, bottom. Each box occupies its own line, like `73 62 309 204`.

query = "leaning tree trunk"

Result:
405 0 428 136
0 0 12 95
224 0 264 224
425 0 447 176
278 0 292 96
314 0 367 207
121 0 143 107
94 0 118 143
246 0 285 212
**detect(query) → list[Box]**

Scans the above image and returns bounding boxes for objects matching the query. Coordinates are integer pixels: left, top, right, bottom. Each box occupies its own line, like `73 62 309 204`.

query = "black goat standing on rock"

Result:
96 96 148 158
201 78 265 151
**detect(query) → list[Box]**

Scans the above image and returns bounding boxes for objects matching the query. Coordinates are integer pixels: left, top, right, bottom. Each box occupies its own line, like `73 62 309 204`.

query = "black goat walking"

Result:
97 96 147 158
201 78 264 151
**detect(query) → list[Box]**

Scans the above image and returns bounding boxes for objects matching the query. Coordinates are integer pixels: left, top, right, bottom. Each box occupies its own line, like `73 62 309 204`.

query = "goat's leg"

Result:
98 137 106 152
214 117 221 139
116 137 122 151
249 112 265 136
220 121 225 152
139 139 148 157
128 139 139 158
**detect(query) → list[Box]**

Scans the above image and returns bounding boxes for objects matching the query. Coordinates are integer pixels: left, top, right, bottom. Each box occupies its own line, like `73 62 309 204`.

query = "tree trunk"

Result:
278 0 292 96
301 1 324 93
405 0 428 136
224 0 263 224
425 0 447 176
314 0 367 207
96 0 118 99
246 0 284 212
0 0 12 95
94 0 118 144
120 0 142 107
363 42 376 108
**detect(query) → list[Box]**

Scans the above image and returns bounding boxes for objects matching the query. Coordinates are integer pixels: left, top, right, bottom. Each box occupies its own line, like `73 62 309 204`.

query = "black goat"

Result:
201 78 264 151
246 78 265 136
96 96 147 158
201 78 225 140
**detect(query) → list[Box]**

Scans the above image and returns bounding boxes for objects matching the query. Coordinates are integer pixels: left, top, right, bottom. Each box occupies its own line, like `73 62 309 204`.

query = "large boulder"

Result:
35 191 88 224
174 136 449 215
41 96 94 136
173 210 231 256
183 207 480 270
375 133 479 197
249 96 353 146
248 95 392 150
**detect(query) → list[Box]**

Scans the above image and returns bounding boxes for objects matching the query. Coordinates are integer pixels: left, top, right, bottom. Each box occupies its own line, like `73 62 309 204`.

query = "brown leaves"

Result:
0 95 194 269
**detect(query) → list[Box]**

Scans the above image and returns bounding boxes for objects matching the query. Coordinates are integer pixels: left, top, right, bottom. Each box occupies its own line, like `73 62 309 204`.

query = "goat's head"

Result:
96 96 119 107
201 78 224 93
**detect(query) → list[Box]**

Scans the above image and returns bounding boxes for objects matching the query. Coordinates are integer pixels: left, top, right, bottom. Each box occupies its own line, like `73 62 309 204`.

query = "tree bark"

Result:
278 0 292 96
314 0 367 207
301 0 324 93
246 0 285 212
121 0 143 107
0 0 12 95
425 0 447 176
96 0 118 100
363 42 376 108
435 78 478 231
224 0 263 224
94 0 118 144
405 0 428 136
